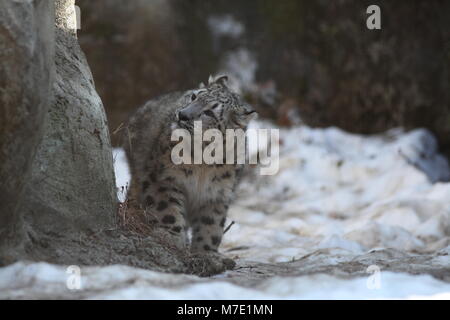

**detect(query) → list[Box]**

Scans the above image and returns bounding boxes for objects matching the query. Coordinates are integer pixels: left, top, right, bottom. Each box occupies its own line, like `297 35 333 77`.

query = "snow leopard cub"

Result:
124 75 255 264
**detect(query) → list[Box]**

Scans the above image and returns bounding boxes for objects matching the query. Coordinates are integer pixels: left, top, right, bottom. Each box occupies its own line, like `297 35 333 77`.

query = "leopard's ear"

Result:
214 75 229 85
208 74 229 86
199 82 206 88
208 75 215 85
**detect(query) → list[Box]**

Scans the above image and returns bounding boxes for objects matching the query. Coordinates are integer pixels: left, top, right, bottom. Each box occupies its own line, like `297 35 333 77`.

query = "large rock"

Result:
0 0 117 265
21 0 117 236
0 0 54 263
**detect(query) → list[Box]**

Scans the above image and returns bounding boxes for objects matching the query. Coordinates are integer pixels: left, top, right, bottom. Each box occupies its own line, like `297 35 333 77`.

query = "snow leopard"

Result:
123 75 255 267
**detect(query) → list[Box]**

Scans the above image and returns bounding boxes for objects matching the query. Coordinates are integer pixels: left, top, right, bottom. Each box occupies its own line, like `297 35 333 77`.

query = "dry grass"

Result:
117 186 156 237
115 185 238 278
116 187 189 256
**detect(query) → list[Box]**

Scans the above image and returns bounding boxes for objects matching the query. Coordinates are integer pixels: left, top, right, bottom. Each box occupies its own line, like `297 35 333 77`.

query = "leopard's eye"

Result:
191 93 197 101
212 103 219 109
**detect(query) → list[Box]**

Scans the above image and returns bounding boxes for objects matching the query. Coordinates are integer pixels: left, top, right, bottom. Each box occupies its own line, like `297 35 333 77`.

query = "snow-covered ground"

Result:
2 121 449 299
223 122 450 263
1 261 450 299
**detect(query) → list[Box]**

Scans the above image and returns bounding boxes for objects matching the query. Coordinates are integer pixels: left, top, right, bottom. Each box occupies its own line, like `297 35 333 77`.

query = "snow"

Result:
219 48 258 94
207 15 244 39
2 122 450 299
113 148 130 202
222 122 450 263
1 261 450 299
207 14 258 96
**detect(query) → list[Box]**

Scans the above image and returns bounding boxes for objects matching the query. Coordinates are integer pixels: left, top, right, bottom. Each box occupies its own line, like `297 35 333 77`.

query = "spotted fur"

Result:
124 75 255 253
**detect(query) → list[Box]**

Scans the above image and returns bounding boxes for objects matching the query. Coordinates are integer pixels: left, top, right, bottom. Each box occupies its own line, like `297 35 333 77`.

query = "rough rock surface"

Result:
223 248 450 287
20 0 117 237
0 0 54 264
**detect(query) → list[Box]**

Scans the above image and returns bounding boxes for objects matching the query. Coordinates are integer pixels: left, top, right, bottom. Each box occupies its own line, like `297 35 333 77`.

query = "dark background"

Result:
77 0 450 157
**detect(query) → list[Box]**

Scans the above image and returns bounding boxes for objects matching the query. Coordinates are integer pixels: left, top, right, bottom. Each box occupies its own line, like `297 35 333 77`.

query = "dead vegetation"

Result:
114 187 237 276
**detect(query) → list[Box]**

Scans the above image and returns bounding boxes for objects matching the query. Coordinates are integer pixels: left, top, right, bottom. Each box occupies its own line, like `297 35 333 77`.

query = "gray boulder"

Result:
0 0 54 263
0 0 117 265
21 0 117 237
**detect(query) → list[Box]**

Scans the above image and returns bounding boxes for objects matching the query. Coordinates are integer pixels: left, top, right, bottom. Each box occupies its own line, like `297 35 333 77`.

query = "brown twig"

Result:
223 220 235 234
112 122 125 135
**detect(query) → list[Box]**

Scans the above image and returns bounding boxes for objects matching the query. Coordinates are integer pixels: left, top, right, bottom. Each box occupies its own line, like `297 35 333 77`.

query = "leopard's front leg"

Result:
190 200 229 253
142 180 188 249
189 198 236 271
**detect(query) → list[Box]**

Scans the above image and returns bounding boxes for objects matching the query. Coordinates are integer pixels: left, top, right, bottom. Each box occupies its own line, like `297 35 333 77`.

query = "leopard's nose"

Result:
178 110 190 121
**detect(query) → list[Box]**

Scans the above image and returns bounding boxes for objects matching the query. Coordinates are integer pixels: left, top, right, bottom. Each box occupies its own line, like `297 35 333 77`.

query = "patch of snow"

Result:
206 14 259 98
218 48 257 94
113 148 131 202
224 122 450 263
208 15 244 39
1 262 450 299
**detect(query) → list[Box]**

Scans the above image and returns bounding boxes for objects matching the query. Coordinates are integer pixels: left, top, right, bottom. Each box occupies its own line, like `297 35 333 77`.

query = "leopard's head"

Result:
175 75 256 133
